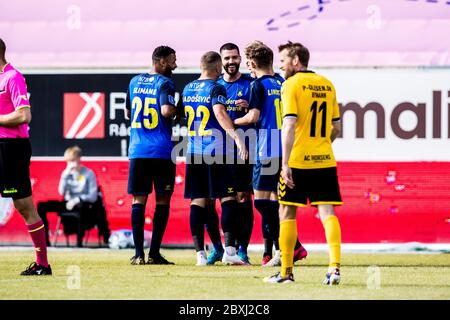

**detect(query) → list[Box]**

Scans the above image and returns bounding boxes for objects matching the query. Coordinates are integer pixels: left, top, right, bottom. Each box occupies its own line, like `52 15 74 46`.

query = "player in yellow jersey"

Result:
264 41 343 284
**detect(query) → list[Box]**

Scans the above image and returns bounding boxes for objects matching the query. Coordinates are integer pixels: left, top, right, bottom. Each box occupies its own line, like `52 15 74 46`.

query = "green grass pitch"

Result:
0 249 449 300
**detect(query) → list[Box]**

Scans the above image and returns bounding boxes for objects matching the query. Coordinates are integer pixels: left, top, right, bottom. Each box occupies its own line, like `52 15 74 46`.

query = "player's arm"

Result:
160 80 177 118
281 117 296 189
213 103 248 160
233 80 262 126
331 120 341 142
0 75 32 126
125 87 131 120
330 90 341 142
0 107 31 127
280 79 299 189
234 109 260 126
212 85 248 160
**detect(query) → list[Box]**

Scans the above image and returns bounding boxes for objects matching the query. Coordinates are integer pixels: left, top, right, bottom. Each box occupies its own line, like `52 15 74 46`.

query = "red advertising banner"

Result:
0 160 449 245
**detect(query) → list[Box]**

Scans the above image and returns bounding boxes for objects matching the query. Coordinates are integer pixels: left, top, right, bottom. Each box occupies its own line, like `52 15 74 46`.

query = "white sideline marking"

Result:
1 243 449 253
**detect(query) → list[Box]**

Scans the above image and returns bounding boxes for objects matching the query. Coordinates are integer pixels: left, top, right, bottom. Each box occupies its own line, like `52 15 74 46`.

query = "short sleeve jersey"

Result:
0 63 31 138
126 73 176 159
281 71 340 169
248 74 283 160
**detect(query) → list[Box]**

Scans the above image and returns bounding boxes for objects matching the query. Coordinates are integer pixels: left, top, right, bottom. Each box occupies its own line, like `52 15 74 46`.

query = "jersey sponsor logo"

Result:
217 95 227 104
304 154 331 161
63 92 105 139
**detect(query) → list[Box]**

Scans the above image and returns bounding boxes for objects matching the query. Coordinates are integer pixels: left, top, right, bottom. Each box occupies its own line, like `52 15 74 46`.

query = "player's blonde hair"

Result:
244 40 273 68
64 145 82 161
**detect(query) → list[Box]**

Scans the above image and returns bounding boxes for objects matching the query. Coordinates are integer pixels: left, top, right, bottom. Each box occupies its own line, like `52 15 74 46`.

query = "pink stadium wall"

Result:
1 0 450 68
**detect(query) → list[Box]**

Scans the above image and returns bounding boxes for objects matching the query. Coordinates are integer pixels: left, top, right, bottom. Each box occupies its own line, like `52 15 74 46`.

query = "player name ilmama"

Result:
133 87 157 95
179 304 214 317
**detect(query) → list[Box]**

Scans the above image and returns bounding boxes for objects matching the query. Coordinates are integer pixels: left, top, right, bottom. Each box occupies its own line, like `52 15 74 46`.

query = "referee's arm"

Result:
0 107 31 127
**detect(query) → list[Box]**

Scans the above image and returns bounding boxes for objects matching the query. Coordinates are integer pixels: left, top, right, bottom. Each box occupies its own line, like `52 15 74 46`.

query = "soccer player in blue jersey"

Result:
126 46 178 265
234 41 307 266
182 51 248 266
204 43 254 265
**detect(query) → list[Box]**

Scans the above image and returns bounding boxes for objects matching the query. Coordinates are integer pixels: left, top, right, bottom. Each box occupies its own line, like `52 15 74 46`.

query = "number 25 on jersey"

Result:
131 96 159 129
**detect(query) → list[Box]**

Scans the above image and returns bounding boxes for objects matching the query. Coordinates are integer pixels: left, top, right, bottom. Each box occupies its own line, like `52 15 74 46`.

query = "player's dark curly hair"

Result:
219 43 240 54
0 38 6 60
152 46 176 62
278 41 310 68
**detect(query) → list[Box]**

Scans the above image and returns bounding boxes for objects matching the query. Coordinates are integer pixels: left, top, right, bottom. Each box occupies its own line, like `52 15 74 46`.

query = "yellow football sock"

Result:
322 215 341 269
279 219 297 277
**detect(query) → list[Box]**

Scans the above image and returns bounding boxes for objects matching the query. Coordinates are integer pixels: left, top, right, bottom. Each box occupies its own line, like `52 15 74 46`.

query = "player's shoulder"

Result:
273 73 285 83
239 73 254 83
129 73 147 84
216 75 225 85
3 64 25 81
211 81 226 94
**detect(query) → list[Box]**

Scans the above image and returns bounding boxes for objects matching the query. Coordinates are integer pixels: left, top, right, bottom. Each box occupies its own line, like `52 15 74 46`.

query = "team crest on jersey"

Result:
199 82 205 88
237 89 243 97
276 80 282 86
149 77 155 82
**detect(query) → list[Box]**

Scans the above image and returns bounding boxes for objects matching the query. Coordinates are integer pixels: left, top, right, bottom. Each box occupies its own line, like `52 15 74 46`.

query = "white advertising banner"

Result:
316 68 450 161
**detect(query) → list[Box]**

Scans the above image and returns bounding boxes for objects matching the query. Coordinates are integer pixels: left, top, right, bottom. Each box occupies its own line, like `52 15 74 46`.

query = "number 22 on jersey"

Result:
184 105 213 136
131 96 159 129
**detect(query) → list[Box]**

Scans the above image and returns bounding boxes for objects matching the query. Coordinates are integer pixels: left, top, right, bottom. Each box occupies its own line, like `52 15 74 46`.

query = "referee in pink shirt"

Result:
0 38 51 276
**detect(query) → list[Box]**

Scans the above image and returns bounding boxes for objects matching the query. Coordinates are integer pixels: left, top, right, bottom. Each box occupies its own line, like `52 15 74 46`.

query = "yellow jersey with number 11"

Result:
281 71 340 169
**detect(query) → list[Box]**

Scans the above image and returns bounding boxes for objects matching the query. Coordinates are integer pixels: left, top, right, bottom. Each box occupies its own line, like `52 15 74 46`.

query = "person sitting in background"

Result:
38 146 110 247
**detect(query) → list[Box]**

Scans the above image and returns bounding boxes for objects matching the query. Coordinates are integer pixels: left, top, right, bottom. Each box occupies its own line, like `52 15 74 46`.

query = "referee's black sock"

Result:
237 200 254 253
131 203 145 258
205 202 223 252
149 204 170 257
190 204 206 252
269 200 280 251
255 199 273 256
221 200 237 247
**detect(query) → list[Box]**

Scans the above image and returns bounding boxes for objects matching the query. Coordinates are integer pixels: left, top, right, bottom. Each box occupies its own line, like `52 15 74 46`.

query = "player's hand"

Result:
235 99 249 108
235 138 248 161
281 164 295 189
66 197 81 211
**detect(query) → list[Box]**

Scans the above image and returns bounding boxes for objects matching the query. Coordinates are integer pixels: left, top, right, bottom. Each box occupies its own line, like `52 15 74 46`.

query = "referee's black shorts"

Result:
278 166 343 207
0 138 32 200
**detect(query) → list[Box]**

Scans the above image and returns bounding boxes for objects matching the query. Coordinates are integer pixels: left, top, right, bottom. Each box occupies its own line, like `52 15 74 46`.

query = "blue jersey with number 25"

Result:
126 73 176 159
